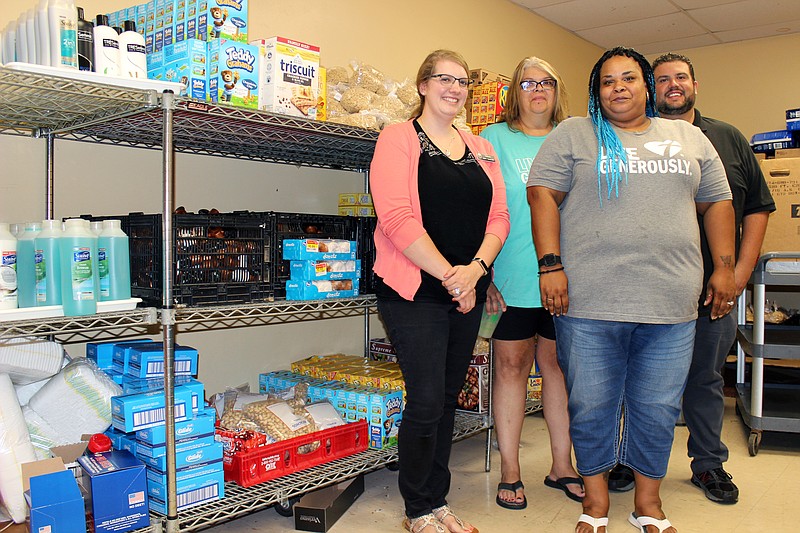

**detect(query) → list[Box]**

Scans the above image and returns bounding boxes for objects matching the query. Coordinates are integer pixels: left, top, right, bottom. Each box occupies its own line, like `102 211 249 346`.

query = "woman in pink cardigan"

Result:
370 49 509 533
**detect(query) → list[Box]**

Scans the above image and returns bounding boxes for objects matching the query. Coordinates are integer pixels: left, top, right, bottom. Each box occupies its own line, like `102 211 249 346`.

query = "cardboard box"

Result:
251 36 321 119
294 475 365 532
457 354 489 413
210 39 260 108
776 148 800 158
527 374 542 401
200 0 248 42
759 157 800 254
22 458 86 533
78 451 150 533
469 68 510 85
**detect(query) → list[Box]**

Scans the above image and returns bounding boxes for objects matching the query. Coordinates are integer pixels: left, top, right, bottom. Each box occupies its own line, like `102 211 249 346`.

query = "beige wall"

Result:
2 0 797 392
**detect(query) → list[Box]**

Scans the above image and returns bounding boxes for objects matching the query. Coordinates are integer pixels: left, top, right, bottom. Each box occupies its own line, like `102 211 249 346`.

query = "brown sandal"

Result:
402 513 447 533
432 505 479 533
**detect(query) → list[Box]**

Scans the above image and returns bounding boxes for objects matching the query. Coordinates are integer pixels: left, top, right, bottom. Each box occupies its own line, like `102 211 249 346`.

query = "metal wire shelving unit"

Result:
0 66 538 533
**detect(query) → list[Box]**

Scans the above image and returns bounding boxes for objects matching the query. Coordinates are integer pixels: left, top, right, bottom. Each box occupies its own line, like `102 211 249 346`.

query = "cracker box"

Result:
369 389 402 450
199 0 248 42
251 36 321 119
282 239 357 260
317 65 327 121
290 259 361 281
286 279 360 300
209 39 259 108
527 374 542 401
456 354 489 413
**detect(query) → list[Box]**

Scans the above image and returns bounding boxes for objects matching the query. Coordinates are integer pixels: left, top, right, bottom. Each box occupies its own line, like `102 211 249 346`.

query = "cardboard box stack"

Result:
466 69 510 135
283 239 361 300
86 340 224 514
338 193 375 217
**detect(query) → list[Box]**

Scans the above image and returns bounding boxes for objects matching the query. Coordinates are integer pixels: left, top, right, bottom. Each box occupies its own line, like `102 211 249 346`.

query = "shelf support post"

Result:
160 90 180 533
45 133 55 220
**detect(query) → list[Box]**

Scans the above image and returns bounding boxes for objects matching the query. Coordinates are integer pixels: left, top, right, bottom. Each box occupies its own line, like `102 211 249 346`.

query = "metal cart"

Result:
735 252 800 456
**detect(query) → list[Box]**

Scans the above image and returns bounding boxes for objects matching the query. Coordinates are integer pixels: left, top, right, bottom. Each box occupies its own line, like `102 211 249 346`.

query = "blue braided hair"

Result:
588 46 658 205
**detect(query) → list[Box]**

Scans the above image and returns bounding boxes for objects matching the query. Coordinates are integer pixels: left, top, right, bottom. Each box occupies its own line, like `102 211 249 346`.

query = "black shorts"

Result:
492 306 556 341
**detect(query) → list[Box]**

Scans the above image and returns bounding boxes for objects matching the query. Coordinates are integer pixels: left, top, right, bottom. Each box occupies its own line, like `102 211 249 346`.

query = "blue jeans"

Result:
377 298 482 519
554 316 695 478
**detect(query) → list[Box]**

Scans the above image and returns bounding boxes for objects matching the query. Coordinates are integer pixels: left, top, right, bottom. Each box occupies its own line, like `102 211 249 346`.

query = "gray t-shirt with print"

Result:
528 116 731 324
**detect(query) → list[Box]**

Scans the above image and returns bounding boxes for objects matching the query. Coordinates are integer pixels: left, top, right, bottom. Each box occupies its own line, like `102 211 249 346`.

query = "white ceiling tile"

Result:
512 0 572 9
534 0 678 31
671 0 741 8
637 34 722 55
688 0 800 31
576 12 707 49
713 19 800 41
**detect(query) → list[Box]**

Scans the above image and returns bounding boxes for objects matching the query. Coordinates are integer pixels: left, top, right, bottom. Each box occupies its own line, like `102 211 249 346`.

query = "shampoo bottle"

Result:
2 22 16 64
26 9 37 64
98 220 131 301
92 14 119 76
48 0 78 69
35 220 62 306
15 12 28 63
117 20 146 78
0 223 18 310
76 6 94 71
16 222 41 308
60 218 96 316
36 0 50 66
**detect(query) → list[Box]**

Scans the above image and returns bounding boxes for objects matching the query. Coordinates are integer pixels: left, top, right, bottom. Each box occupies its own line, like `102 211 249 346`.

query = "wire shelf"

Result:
0 308 158 341
0 66 159 135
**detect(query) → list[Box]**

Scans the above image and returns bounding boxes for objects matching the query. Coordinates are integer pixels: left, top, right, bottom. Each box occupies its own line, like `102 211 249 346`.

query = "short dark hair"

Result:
652 52 695 81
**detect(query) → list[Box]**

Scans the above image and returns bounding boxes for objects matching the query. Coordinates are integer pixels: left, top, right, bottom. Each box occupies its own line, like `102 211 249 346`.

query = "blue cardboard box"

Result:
23 459 86 533
111 386 193 433
78 450 149 533
136 411 216 445
126 344 199 378
87 338 152 371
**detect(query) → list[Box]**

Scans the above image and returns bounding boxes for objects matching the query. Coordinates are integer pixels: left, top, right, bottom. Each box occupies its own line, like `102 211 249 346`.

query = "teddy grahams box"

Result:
209 39 259 108
251 36 321 119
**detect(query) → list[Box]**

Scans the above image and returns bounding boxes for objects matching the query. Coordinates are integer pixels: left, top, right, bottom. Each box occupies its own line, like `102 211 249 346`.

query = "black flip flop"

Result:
544 476 585 503
496 480 527 510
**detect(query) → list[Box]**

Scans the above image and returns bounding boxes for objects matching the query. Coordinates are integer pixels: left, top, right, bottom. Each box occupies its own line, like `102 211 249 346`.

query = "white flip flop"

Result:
578 513 609 532
628 512 672 532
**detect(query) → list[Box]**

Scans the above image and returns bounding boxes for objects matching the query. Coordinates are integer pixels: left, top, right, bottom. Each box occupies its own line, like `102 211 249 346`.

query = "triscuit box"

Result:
251 36 321 119
759 157 800 254
210 39 259 108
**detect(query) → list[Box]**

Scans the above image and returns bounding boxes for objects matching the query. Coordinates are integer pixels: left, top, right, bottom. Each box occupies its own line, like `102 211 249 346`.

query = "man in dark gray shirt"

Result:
629 52 774 505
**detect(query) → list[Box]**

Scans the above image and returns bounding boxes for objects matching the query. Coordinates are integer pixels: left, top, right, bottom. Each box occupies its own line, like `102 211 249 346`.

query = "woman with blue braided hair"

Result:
527 47 736 533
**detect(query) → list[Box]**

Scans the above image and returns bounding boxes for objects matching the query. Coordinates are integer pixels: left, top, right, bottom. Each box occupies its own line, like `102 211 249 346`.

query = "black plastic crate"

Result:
272 212 359 298
356 216 378 295
126 211 273 306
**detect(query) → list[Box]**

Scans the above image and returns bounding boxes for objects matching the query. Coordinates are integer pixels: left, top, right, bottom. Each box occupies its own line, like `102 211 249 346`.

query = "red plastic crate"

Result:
222 420 368 487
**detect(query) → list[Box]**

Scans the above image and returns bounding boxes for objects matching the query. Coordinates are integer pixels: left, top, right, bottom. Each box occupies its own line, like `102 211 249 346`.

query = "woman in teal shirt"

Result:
481 56 583 509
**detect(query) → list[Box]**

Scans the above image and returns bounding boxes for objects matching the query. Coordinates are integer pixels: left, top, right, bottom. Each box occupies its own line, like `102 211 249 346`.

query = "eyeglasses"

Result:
520 78 557 92
428 73 474 89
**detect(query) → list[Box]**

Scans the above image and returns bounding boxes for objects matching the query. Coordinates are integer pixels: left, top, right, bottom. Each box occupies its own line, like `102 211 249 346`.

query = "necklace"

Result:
442 130 457 157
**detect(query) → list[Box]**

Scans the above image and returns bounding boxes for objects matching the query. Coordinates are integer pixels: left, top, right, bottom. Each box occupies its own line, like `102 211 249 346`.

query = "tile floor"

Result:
210 398 798 532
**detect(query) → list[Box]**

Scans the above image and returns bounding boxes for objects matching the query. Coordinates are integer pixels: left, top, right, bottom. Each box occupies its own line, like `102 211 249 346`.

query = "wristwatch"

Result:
537 254 562 268
472 257 489 276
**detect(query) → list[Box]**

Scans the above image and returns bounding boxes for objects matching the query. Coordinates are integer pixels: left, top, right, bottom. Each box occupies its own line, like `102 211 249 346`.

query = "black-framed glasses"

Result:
428 73 474 89
520 78 557 92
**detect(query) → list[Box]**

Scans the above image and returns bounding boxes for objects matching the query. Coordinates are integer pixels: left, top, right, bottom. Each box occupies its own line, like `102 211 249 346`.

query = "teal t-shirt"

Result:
481 122 547 308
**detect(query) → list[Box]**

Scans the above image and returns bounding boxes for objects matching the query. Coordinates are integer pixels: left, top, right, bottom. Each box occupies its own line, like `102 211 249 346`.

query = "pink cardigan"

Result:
369 120 510 301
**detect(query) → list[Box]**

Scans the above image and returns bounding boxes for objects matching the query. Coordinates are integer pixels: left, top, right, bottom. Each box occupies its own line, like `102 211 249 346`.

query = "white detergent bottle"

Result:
36 0 51 66
60 218 96 316
35 220 62 306
26 8 37 64
3 22 16 64
92 14 119 76
0 223 18 310
117 20 146 78
15 12 28 63
98 220 131 301
48 0 78 69
16 222 41 308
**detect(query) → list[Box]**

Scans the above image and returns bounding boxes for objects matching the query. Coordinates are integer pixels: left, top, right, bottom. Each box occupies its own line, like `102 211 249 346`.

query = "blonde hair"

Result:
411 49 470 119
501 56 569 128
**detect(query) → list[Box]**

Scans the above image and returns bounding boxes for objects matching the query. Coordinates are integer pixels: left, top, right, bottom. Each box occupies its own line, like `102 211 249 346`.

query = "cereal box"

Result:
209 39 259 108
251 36 321 119
199 0 248 42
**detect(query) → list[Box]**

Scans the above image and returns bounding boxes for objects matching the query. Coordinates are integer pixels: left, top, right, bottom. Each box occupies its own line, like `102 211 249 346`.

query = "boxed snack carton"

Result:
251 36 321 119
457 353 489 413
162 38 210 101
208 39 259 108
199 0 248 42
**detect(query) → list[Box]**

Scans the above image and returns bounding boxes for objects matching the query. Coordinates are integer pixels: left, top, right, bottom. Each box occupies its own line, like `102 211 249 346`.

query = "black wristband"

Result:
538 266 565 275
472 257 489 276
